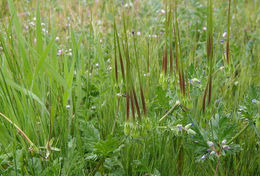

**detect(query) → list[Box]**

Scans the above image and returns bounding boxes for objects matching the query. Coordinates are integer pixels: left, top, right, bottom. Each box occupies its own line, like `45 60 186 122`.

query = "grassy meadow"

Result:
0 0 259 175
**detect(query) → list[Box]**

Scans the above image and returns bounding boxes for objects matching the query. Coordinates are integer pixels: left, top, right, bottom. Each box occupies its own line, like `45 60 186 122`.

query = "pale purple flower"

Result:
57 49 63 56
177 124 182 131
189 78 201 84
252 99 258 104
137 31 141 36
203 26 207 31
223 145 231 150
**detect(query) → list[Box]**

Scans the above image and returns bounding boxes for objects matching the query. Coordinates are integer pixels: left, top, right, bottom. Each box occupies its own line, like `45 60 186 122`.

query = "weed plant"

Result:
0 0 259 175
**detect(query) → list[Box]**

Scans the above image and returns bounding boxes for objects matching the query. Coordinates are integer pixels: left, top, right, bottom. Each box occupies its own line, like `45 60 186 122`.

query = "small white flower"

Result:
29 21 35 26
161 9 166 14
33 17 36 21
42 28 48 34
210 151 215 155
207 141 214 147
41 22 45 26
203 26 207 31
137 31 141 36
152 34 157 38
201 154 206 159
221 139 227 145
124 2 133 8
55 36 60 41
68 52 72 56
97 20 102 25
66 105 71 109
222 32 227 38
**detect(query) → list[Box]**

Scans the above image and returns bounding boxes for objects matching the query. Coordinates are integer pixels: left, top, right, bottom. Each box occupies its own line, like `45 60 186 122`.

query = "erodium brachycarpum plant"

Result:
113 8 147 138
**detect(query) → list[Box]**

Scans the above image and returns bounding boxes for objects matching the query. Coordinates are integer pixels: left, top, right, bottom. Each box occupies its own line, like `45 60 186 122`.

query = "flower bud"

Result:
124 122 131 136
187 129 196 135
207 141 214 147
185 123 192 129
223 145 231 150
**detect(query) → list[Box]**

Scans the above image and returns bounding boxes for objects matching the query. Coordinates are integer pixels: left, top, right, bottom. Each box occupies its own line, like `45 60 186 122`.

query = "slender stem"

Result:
214 157 220 176
0 112 38 151
226 0 231 65
159 100 180 122
92 158 104 175
227 123 249 145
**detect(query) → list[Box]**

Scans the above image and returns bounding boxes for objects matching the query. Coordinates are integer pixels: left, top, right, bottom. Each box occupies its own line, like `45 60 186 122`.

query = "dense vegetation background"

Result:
0 0 259 175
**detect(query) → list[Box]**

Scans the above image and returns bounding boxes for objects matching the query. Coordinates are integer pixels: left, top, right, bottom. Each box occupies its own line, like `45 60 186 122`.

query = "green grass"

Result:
0 0 259 175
